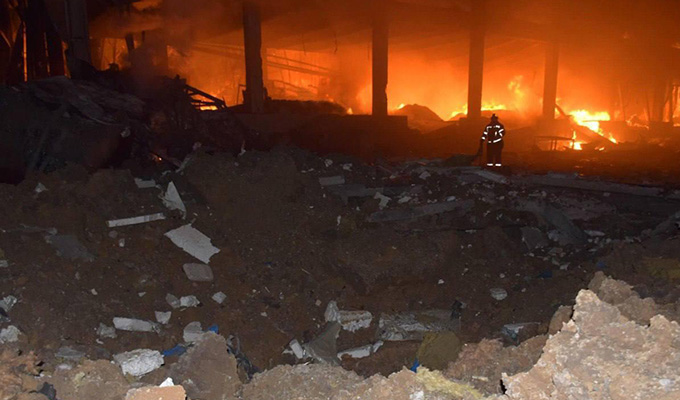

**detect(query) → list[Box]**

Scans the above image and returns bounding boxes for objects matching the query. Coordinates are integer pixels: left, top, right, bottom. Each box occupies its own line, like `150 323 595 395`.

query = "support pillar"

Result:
242 1 265 114
64 0 91 65
372 1 388 117
542 41 559 121
467 0 486 120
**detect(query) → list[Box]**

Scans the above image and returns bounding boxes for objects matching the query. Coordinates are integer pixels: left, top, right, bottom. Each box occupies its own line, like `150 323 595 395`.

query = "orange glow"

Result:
397 103 406 110
571 132 584 150
568 109 618 144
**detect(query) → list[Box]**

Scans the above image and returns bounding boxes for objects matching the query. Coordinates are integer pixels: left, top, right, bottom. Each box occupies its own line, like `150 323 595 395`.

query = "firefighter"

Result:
478 114 506 167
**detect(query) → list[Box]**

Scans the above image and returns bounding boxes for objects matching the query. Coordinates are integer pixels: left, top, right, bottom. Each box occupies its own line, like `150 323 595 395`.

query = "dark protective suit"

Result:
480 121 506 167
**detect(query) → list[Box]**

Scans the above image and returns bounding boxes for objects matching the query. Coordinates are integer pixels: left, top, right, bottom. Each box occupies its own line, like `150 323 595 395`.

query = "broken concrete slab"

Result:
368 199 475 223
125 385 186 400
377 309 459 341
303 322 341 365
169 333 240 400
324 301 373 332
183 263 214 282
518 200 588 245
520 227 548 251
318 176 346 186
164 224 220 264
45 234 95 262
162 182 186 218
114 349 164 378
112 317 159 333
107 213 166 228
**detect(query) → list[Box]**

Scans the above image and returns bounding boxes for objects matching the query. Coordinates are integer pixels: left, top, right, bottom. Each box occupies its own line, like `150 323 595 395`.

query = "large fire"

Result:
568 109 618 144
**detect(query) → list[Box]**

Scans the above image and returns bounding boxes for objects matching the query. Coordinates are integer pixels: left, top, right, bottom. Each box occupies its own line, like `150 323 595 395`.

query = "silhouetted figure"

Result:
478 114 506 167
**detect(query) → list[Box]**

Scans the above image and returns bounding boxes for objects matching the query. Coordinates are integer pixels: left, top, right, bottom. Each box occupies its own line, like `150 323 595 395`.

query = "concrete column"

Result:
542 41 559 121
64 0 91 64
467 0 486 120
372 1 389 117
243 1 265 113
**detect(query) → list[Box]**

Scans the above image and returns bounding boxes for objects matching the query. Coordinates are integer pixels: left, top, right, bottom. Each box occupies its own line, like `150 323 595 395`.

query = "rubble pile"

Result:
0 138 679 399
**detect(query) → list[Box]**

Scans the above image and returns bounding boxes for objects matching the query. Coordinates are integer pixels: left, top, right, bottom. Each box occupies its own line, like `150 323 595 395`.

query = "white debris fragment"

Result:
155 311 172 325
134 178 158 189
342 163 353 171
419 171 431 180
107 213 166 228
34 182 47 194
212 292 227 304
398 196 412 204
337 341 384 359
161 182 186 218
490 288 508 301
438 279 445 285
179 295 200 308
0 325 21 343
0 260 7 268
0 295 17 312
118 239 125 248
319 176 345 186
324 301 373 332
159 377 175 387
164 224 220 264
183 321 203 343
97 323 117 339
113 317 159 333
182 263 214 282
374 192 391 209
585 230 606 237
166 294 180 309
288 339 306 359
113 349 164 377
324 159 333 167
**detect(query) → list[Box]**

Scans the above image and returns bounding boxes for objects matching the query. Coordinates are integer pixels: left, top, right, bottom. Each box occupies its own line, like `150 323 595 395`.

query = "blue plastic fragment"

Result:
163 345 187 357
596 260 607 270
207 324 219 334
410 359 420 373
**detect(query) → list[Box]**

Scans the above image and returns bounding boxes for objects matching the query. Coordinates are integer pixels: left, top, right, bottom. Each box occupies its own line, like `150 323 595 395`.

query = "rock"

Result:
303 322 341 365
548 305 573 335
44 234 95 262
319 176 346 186
113 317 159 333
324 301 373 332
182 263 214 282
169 333 240 400
46 360 129 400
489 288 508 301
501 290 680 399
155 311 171 325
416 332 462 371
0 325 21 343
179 295 200 308
125 385 186 400
55 346 86 362
446 336 547 395
212 292 227 304
164 224 220 264
183 321 203 343
520 227 548 251
97 323 117 339
113 349 164 378
378 310 459 341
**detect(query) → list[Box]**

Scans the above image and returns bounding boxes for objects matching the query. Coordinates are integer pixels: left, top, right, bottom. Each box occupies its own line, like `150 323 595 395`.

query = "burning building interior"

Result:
1 0 680 399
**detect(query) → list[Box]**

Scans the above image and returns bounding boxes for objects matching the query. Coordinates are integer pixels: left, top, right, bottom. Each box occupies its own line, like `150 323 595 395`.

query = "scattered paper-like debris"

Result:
164 224 220 264
162 182 187 218
155 311 172 325
180 295 200 308
107 213 166 228
114 349 164 377
113 317 159 333
338 341 384 359
212 292 227 304
0 325 21 343
183 263 214 282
